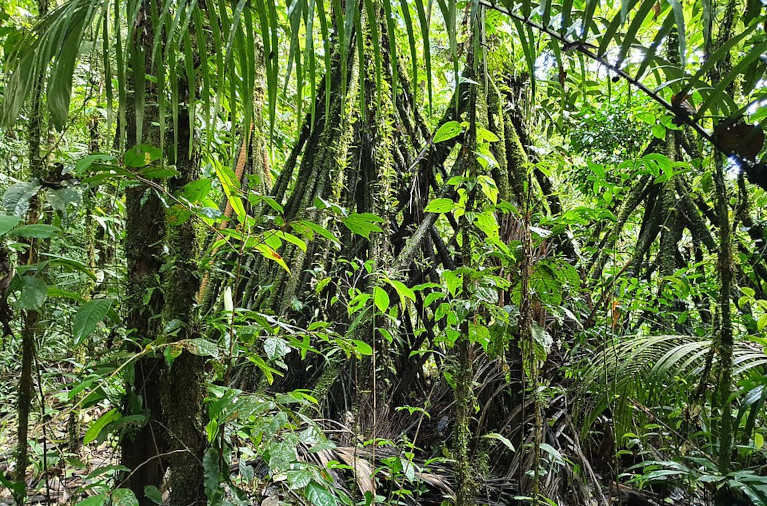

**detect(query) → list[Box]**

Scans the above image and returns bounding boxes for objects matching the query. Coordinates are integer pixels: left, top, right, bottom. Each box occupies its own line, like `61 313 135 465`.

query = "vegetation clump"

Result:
0 0 765 505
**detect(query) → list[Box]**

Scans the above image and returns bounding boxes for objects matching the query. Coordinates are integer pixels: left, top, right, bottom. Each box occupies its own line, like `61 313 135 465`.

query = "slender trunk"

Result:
120 1 167 503
708 1 736 500
714 153 734 475
162 73 206 505
454 58 479 506
14 0 48 501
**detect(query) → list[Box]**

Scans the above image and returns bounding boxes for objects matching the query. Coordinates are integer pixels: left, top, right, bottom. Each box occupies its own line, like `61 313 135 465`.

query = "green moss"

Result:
487 81 510 203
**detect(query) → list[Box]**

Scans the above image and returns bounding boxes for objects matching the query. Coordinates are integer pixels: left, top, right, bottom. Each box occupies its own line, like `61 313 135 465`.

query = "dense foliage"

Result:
0 0 765 505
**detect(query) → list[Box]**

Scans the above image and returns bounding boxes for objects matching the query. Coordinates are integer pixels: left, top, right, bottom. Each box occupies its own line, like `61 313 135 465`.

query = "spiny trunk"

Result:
709 1 736 498
714 153 734 477
252 31 361 316
349 5 399 443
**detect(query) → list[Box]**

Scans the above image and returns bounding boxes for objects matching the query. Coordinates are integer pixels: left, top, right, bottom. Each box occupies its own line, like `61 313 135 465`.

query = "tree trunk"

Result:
14 0 48 501
120 1 168 503
161 72 206 505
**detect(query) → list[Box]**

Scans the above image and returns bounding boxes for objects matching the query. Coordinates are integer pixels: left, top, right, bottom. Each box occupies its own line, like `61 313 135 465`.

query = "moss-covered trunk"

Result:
14 0 48 501
120 1 168 502
161 72 206 504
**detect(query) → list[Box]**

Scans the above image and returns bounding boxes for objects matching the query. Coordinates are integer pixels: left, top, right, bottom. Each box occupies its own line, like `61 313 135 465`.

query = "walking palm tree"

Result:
1 0 764 503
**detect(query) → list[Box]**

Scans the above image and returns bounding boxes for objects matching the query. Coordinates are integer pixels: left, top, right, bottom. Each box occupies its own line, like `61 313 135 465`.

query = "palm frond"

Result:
576 334 767 437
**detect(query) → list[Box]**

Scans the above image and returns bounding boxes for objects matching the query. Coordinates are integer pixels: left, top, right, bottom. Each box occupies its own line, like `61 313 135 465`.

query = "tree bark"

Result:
120 1 168 503
14 0 48 501
162 72 206 505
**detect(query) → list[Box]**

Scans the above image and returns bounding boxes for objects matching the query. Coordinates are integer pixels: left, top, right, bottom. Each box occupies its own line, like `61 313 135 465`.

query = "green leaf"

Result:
75 154 117 174
475 212 499 239
597 6 627 58
385 279 415 310
511 18 536 97
635 111 655 125
84 408 121 445
143 486 162 505
124 145 162 168
423 291 445 306
180 179 212 204
343 213 383 239
76 495 107 506
755 432 764 449
164 343 183 367
275 231 307 252
40 253 96 280
433 121 462 143
424 198 455 213
47 187 82 213
373 286 390 313
0 473 25 501
2 182 41 216
140 167 178 179
477 127 499 143
10 224 61 239
264 337 290 361
667 0 686 67
297 220 341 245
74 299 115 345
17 276 48 310
634 12 678 80
352 339 373 356
203 447 225 500
255 243 290 273
482 432 516 452
268 438 297 471
400 0 418 106
46 2 93 129
214 164 245 219
758 314 767 332
287 468 312 490
580 0 599 38
616 0 657 68
110 489 139 506
529 266 563 306
477 175 499 204
0 215 21 236
305 481 338 506
413 0 433 114
677 26 755 99
696 40 767 119
183 338 220 358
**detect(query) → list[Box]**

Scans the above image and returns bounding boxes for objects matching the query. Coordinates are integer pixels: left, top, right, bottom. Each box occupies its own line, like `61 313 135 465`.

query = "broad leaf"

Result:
255 243 290 273
424 198 456 213
305 481 338 506
84 408 121 445
373 286 390 313
74 299 115 345
11 224 61 239
124 145 163 168
0 215 21 236
17 276 48 310
343 213 383 239
110 489 139 506
2 182 41 216
433 121 462 143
